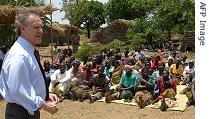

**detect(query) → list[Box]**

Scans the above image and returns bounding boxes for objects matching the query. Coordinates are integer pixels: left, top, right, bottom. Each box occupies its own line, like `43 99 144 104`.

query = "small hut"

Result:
40 22 65 47
41 23 80 49
180 31 195 52
90 19 130 44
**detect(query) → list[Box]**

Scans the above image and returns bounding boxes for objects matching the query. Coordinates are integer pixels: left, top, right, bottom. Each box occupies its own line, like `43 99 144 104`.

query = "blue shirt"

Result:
0 37 46 114
120 73 137 89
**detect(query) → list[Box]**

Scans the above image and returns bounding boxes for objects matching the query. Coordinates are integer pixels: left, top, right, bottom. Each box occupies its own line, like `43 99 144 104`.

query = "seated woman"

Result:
90 65 110 103
156 70 177 99
68 60 91 101
134 67 153 108
161 81 176 99
136 67 154 90
155 80 176 111
104 60 115 78
117 65 137 102
80 63 94 88
151 55 161 71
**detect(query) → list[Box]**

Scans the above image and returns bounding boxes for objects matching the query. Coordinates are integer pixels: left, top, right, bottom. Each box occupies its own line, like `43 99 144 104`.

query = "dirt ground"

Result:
0 99 195 119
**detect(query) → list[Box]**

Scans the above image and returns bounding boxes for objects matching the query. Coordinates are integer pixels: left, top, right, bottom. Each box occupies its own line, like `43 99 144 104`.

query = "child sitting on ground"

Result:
152 80 177 111
162 81 176 99
159 81 177 111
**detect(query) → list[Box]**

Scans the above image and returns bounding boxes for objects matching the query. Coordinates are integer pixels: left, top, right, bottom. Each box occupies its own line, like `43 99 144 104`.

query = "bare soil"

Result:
0 99 195 119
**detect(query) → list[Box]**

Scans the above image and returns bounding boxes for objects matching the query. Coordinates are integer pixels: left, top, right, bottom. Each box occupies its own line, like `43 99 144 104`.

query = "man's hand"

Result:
41 101 59 114
49 93 59 104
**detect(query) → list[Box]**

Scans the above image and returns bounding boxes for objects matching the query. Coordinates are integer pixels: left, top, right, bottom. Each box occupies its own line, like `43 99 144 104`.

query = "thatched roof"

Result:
109 19 130 26
60 24 80 34
0 5 58 24
60 24 79 31
46 22 65 37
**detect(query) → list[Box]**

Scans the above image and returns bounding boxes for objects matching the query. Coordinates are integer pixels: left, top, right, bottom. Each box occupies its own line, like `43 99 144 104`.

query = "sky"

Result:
44 0 108 24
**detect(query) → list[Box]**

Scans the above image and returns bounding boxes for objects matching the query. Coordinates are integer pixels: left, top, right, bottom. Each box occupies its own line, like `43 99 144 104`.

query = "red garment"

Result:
157 77 177 94
151 59 159 70
80 68 93 86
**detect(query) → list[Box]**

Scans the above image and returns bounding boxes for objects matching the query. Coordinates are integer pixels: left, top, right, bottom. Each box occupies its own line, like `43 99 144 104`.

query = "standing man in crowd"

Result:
0 8 59 119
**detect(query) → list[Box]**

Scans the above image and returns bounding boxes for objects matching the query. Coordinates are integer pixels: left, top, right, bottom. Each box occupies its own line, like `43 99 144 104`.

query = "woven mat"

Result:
98 85 189 111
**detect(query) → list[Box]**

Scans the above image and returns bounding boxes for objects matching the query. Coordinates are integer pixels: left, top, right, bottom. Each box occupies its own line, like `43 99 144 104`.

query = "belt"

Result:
8 102 23 107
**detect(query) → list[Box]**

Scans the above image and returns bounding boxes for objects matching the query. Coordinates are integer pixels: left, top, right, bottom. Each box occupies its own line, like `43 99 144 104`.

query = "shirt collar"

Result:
16 36 35 53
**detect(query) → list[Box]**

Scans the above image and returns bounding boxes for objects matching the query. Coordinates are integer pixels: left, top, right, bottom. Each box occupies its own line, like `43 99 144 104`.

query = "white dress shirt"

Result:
0 36 46 114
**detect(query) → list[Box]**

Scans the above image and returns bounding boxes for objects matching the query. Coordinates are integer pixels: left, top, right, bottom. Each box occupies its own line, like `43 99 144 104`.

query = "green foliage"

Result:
74 43 96 60
128 18 161 47
154 0 195 40
62 0 105 38
106 0 157 21
0 25 16 47
106 0 132 21
106 39 125 50
129 33 145 47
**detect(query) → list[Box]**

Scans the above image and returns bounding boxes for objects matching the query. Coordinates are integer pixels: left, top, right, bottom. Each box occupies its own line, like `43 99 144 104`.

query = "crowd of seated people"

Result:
42 47 195 111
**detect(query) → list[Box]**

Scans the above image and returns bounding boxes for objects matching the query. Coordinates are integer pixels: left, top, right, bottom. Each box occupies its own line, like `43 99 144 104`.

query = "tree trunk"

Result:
166 30 171 41
87 25 91 39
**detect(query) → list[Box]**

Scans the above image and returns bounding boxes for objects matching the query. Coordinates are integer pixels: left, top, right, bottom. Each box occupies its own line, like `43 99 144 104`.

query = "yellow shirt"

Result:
169 64 184 75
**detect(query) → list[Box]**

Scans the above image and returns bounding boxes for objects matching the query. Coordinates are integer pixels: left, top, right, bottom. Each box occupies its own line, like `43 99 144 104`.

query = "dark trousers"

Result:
5 103 40 119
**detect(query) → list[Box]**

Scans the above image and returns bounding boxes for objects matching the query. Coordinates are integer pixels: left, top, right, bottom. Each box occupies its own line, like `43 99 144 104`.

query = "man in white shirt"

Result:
133 47 145 60
49 61 71 101
0 8 59 119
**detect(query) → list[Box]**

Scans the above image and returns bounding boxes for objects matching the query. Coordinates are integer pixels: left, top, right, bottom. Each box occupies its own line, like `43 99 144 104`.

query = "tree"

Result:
127 0 194 48
127 18 161 48
154 0 194 40
62 0 105 38
105 0 157 21
74 43 96 60
105 0 132 21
